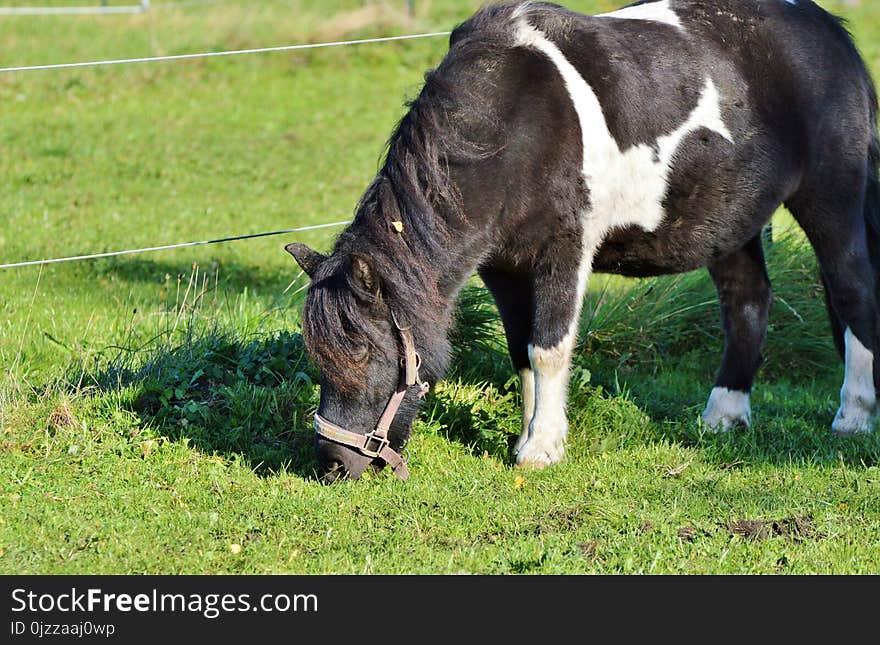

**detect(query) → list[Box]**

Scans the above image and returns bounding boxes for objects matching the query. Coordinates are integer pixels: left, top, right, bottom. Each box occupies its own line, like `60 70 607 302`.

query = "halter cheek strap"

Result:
313 311 429 480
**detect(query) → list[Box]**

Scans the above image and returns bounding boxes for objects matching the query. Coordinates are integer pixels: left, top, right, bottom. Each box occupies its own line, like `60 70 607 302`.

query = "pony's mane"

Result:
301 37 506 393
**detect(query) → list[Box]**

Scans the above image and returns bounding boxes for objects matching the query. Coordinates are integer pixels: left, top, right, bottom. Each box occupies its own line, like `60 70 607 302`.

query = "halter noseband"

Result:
313 310 429 480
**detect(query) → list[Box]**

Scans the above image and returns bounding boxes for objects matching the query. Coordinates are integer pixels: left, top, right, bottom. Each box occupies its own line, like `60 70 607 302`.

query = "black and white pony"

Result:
286 0 879 481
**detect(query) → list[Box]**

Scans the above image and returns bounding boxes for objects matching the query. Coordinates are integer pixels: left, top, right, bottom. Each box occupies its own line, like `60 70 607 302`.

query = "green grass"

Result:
2 0 880 575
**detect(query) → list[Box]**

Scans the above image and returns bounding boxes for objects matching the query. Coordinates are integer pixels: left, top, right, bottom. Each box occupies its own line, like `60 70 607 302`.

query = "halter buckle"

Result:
360 430 390 458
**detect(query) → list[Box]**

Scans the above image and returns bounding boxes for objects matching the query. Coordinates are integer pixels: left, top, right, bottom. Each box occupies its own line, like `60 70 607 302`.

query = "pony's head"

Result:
282 29 504 480
286 241 433 482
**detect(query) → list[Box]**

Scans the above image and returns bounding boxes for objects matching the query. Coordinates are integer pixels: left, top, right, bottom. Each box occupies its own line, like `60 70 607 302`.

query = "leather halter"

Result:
313 310 429 480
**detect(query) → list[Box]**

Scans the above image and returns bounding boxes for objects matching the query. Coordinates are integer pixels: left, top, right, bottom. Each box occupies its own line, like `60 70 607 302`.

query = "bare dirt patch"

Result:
677 525 698 542
47 401 76 430
576 541 598 559
729 516 815 542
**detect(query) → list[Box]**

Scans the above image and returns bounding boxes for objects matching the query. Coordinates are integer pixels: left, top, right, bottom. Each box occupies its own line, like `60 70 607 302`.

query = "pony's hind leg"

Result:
788 168 879 435
478 267 537 450
703 235 773 431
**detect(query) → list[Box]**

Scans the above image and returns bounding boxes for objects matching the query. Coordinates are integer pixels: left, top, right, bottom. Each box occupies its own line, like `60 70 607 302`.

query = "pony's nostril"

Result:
321 461 347 484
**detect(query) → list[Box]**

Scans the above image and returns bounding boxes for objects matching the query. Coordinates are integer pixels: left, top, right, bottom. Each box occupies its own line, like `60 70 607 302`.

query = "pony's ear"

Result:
284 242 327 278
349 252 379 297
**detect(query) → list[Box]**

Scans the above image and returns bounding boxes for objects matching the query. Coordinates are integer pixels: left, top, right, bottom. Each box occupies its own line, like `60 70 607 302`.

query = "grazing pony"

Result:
286 0 879 481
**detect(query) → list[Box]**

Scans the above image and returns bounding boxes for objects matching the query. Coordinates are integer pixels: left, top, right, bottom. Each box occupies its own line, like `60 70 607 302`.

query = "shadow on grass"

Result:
70 269 879 479
71 289 519 479
52 274 523 477
78 329 325 480
421 377 522 465
582 351 880 469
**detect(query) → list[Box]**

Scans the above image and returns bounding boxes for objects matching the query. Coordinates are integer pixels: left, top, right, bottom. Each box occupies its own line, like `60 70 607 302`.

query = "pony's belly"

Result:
592 248 702 277
592 222 735 277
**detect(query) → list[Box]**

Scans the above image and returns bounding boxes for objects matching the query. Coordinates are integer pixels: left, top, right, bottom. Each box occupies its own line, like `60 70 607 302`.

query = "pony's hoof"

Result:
832 407 876 436
700 412 750 433
517 460 549 471
514 438 564 468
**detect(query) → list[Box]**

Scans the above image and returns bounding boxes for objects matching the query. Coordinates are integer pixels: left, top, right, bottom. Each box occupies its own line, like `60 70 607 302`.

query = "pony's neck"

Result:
350 200 482 383
352 183 484 315
433 231 484 302
370 214 477 318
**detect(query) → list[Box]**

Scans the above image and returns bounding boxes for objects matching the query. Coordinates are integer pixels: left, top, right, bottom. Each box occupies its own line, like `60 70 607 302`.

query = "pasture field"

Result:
1 0 879 575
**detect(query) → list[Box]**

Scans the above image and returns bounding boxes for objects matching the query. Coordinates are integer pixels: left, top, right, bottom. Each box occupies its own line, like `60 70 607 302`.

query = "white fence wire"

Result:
0 21 452 270
0 1 149 15
0 31 450 73
0 222 352 270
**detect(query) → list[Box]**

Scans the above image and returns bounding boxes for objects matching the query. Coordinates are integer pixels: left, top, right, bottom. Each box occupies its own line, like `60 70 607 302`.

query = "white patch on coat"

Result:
597 0 684 30
515 338 575 467
702 387 751 432
513 19 732 296
832 328 877 435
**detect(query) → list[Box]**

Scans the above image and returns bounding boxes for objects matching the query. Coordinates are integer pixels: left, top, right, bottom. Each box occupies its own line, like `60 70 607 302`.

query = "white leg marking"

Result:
701 387 751 432
514 368 536 454
832 328 877 435
516 334 577 467
597 0 684 30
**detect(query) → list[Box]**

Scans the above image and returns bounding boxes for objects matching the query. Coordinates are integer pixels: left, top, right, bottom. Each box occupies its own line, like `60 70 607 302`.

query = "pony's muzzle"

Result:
315 435 375 483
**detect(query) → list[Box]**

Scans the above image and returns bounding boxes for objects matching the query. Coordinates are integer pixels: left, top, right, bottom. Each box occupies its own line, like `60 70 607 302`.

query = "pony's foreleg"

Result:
515 337 577 467
703 235 773 431
514 261 585 468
